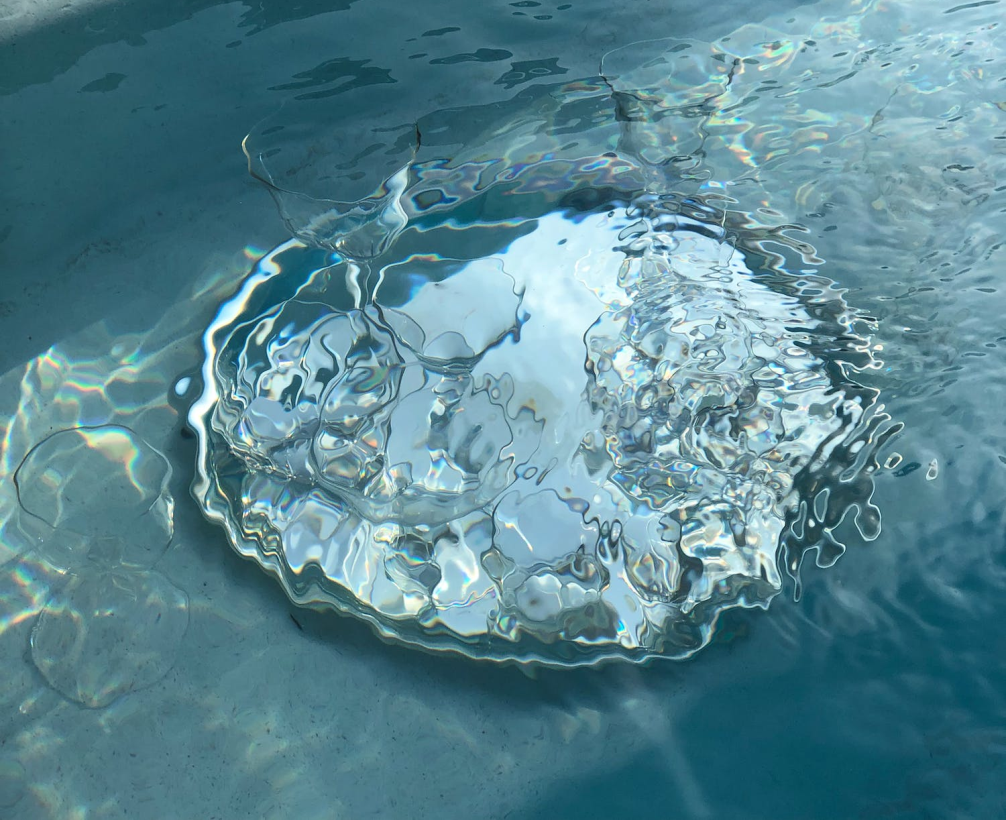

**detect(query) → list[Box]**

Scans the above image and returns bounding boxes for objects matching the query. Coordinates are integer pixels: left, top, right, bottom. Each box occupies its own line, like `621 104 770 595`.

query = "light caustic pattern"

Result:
190 195 894 665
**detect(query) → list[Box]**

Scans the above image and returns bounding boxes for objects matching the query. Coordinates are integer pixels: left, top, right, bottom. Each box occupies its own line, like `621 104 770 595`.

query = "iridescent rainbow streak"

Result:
0 556 52 635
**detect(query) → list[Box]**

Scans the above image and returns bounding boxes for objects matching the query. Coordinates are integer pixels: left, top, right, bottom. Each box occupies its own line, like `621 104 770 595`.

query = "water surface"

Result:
1 0 1005 817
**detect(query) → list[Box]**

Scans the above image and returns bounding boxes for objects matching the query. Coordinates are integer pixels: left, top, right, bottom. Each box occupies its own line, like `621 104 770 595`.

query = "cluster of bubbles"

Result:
191 191 894 664
185 0 964 665
13 426 187 707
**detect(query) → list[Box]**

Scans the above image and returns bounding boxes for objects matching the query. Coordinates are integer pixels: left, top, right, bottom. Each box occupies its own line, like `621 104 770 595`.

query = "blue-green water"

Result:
2 0 1005 817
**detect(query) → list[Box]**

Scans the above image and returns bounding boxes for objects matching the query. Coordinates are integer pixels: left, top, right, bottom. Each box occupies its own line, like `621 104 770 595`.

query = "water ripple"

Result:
182 0 1006 667
190 184 893 664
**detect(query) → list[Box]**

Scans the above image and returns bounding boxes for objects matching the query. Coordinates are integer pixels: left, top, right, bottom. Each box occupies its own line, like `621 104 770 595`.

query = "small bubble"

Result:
31 567 189 708
15 426 174 566
173 375 192 396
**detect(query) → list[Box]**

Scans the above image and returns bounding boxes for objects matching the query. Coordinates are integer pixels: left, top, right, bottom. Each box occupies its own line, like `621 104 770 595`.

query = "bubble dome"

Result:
190 50 896 666
190 194 893 666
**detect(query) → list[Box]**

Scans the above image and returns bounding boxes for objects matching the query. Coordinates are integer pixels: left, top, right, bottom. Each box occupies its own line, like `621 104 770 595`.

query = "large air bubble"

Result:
189 185 894 665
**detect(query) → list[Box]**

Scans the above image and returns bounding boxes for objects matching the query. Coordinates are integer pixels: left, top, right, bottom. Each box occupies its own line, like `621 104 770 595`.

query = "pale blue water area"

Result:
2 0 1006 817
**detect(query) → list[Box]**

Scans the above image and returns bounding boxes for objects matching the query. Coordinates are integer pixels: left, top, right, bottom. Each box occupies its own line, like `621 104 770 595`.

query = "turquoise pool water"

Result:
2 0 1005 817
